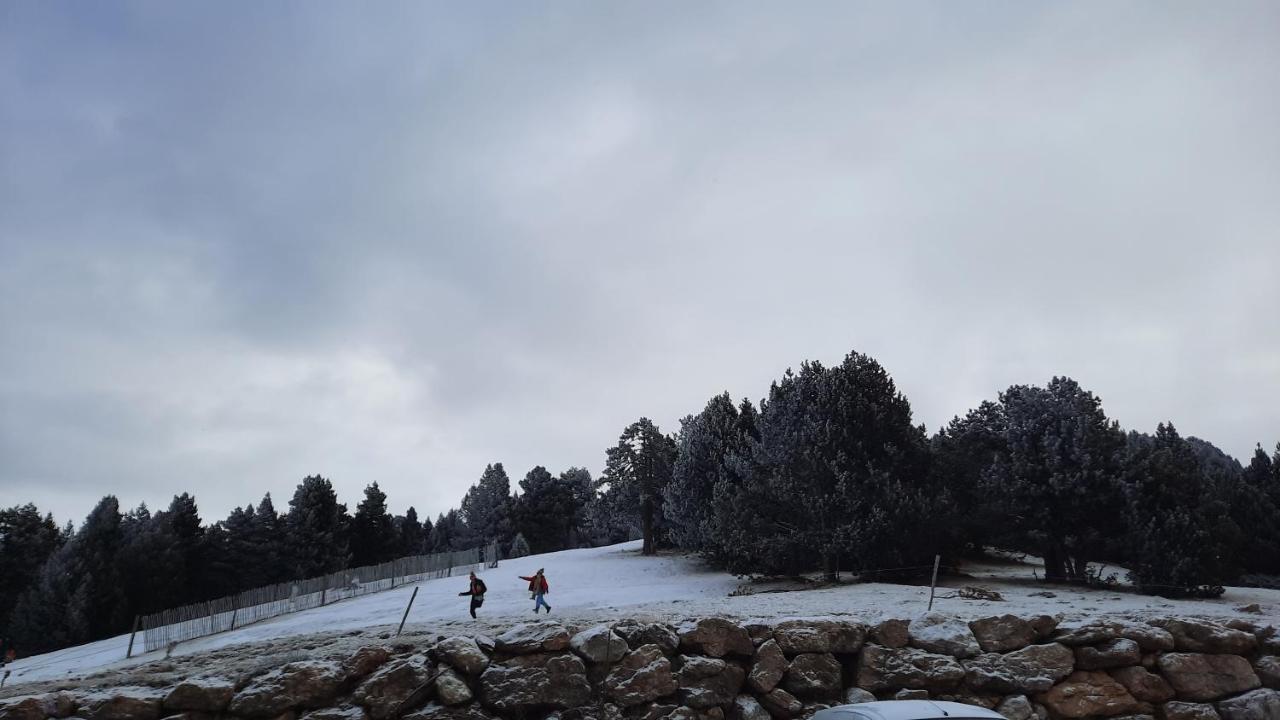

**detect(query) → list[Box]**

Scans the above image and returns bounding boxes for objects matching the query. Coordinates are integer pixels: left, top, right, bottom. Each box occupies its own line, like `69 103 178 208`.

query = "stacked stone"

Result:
2 615 1278 720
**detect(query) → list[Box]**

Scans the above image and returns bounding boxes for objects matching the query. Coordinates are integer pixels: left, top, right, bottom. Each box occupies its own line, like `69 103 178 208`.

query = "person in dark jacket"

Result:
519 568 550 614
458 572 487 618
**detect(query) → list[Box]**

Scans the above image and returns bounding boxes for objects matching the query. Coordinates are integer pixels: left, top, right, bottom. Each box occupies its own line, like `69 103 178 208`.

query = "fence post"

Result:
230 594 240 631
126 615 141 658
397 587 419 637
927 554 942 611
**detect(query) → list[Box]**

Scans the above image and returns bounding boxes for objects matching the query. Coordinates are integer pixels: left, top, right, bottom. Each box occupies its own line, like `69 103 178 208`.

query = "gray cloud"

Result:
2 1 1278 526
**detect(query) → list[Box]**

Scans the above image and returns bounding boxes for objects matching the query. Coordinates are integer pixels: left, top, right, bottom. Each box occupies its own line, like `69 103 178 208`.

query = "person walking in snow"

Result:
519 568 551 614
458 572 487 619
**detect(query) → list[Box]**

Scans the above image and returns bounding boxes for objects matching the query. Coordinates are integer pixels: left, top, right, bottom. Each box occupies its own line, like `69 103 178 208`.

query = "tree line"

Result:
2 349 1278 657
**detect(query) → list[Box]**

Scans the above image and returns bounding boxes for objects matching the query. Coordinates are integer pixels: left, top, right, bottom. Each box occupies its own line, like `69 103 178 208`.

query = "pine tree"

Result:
1123 423 1236 596
460 464 514 547
429 510 469 552
1228 444 1280 574
253 493 286 584
164 493 206 602
395 506 426 556
513 466 581 554
598 418 677 555
285 476 350 578
350 482 396 566
508 532 531 558
117 503 182 617
0 504 63 632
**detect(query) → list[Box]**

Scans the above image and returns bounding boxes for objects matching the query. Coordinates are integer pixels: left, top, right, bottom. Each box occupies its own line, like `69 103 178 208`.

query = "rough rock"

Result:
970 616 1038 654
230 661 348 717
573 625 631 665
963 643 1076 694
893 690 929 701
627 704 680 720
855 645 965 692
1076 639 1142 670
781 654 841 701
1109 666 1175 704
158 712 218 720
870 620 910 649
909 612 981 658
996 695 1034 720
731 696 770 720
615 622 680 656
495 621 572 654
1252 656 1280 689
1053 622 1174 652
1162 702 1221 720
434 637 490 675
548 704 625 720
402 703 494 720
933 692 1001 709
1214 689 1280 720
164 679 236 713
1151 620 1258 655
745 623 774 646
299 708 367 720
1158 653 1261 702
757 689 802 720
480 652 592 710
1036 670 1140 719
434 667 473 706
678 659 746 709
78 689 167 720
1 697 58 720
1029 616 1060 639
352 656 434 720
342 647 392 682
843 689 875 704
603 645 680 706
771 621 864 655
679 619 754 658
749 640 788 694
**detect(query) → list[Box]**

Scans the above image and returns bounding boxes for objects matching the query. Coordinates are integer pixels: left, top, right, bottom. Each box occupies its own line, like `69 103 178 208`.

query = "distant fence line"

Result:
140 541 500 654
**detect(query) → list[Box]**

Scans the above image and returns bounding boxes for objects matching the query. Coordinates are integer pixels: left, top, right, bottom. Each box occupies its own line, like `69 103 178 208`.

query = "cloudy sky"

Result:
2 2 1278 527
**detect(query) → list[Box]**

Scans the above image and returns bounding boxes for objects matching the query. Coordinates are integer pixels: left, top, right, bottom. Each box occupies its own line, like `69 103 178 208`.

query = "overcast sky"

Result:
2 2 1278 527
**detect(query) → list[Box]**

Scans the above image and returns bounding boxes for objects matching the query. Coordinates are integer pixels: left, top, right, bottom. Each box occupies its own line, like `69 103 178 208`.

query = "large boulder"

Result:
434 667 473 706
1158 653 1261 702
679 619 753 659
909 613 981 658
496 621 572 655
757 689 802 719
0 697 57 720
970 616 1038 654
603 645 679 706
573 625 631 665
1215 689 1280 720
781 654 841 701
995 695 1034 720
164 679 236 713
229 662 346 717
855 645 965 692
352 656 434 720
1150 620 1257 655
1109 666 1175 704
434 637 490 675
1035 670 1141 719
870 620 910 649
749 640 788 693
342 646 392 682
770 621 865 656
963 643 1076 694
614 621 680 655
480 652 592 711
1251 656 1280 689
1076 639 1141 670
1052 622 1174 653
77 688 167 720
678 657 746 709
732 696 771 720
1162 703 1221 720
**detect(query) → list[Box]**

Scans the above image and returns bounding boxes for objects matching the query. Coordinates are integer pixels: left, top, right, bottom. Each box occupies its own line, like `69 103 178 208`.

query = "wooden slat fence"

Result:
141 541 499 653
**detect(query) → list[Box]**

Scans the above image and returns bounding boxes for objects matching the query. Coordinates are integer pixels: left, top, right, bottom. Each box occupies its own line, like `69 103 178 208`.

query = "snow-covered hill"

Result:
4 541 1277 691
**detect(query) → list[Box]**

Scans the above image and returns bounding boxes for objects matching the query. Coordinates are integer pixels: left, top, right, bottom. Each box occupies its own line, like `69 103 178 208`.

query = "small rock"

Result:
1252 656 1280 689
299 708 367 720
342 647 392 681
842 689 875 704
434 637 490 676
495 621 572 655
909 612 981 658
1158 653 1261 702
969 615 1037 654
614 622 680 655
1236 604 1263 614
603 645 679 706
1109 666 1175 704
572 625 630 665
78 689 167 720
758 689 802 720
749 640 788 694
731 696 770 720
1150 619 1258 655
1161 702 1221 720
164 679 235 713
1215 688 1280 720
870 619 910 649
679 619 754 658
963 643 1075 694
1036 670 1140 719
893 690 929 701
781 654 841 701
855 645 965 692
352 656 434 720
995 695 1034 720
1075 638 1141 670
434 667 473 706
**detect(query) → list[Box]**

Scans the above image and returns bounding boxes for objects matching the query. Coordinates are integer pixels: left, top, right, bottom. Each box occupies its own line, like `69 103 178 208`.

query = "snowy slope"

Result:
4 540 1277 690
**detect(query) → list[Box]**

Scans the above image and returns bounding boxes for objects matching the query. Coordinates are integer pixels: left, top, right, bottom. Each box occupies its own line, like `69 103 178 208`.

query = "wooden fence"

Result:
140 541 499 653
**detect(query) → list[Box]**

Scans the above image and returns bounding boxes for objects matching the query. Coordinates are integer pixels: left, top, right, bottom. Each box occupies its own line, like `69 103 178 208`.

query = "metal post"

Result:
126 615 141 658
396 587 419 637
321 588 327 606
927 554 942 611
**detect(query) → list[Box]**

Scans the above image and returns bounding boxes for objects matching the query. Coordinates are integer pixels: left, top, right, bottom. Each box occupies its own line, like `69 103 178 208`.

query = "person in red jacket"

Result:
458 572 487 619
519 568 550 614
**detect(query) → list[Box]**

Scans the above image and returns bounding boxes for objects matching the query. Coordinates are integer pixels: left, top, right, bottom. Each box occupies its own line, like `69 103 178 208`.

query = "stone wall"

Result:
3 614 1278 720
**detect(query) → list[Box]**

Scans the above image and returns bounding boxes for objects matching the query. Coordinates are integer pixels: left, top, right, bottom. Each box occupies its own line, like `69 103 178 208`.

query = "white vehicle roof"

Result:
813 701 1007 720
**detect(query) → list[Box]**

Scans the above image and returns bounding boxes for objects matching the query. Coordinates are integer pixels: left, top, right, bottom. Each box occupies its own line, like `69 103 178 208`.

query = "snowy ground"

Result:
3 541 1277 695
